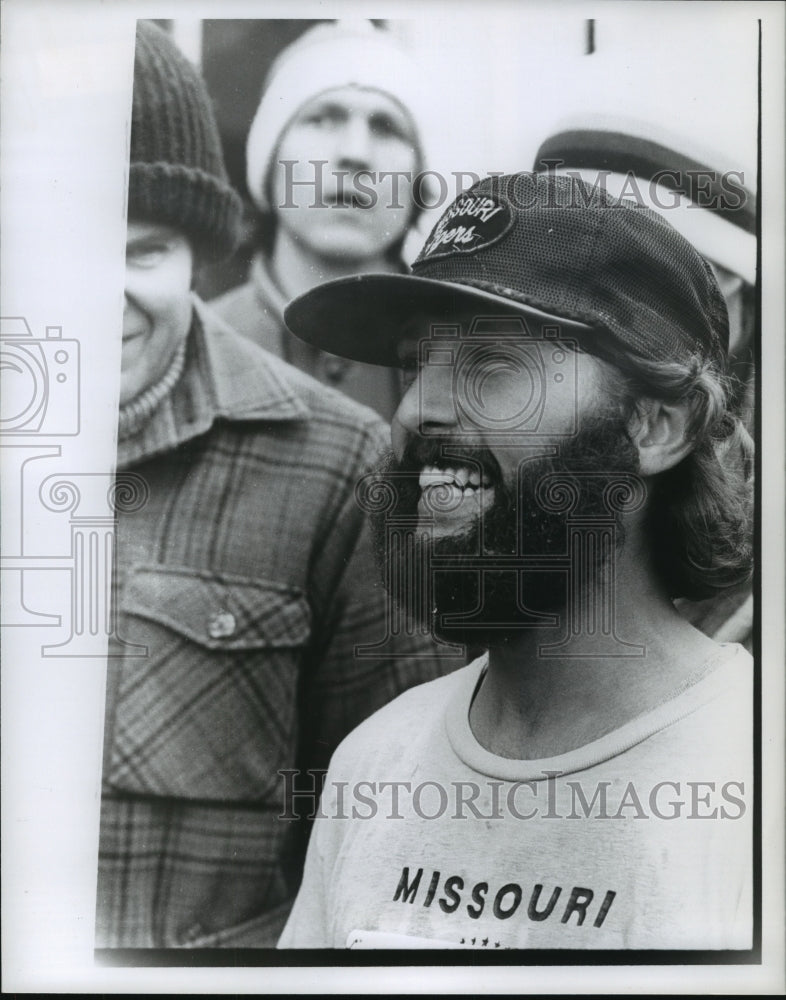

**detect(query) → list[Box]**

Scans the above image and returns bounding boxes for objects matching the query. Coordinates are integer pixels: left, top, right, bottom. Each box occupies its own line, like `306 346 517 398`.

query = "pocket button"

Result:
207 610 236 639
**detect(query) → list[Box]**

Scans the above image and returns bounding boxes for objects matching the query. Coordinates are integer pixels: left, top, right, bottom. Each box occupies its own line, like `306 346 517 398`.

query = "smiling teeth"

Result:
419 465 491 492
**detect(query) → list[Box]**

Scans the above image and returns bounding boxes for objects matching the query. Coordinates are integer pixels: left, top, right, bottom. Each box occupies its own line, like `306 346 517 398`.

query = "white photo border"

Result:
1 0 783 993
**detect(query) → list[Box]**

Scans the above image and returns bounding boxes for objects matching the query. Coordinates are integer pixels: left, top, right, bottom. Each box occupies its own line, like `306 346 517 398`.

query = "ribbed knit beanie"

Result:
130 20 242 260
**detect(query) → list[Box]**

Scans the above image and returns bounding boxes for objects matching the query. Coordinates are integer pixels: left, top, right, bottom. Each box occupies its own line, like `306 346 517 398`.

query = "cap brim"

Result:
283 273 594 367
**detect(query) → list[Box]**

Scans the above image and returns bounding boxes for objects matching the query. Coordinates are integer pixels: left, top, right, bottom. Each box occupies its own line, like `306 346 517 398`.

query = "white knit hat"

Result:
245 21 430 213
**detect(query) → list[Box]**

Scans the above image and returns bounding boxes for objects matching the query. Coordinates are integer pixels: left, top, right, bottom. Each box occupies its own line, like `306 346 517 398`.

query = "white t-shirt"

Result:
279 643 753 950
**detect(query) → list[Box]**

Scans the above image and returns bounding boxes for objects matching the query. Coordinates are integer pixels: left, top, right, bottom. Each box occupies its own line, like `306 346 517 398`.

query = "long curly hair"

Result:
584 335 755 601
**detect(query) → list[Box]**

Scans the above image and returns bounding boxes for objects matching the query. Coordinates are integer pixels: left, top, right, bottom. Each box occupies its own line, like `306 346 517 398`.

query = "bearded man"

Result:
277 173 754 950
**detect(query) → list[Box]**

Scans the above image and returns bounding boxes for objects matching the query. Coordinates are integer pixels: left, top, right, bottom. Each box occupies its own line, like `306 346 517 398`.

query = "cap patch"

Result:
419 193 513 262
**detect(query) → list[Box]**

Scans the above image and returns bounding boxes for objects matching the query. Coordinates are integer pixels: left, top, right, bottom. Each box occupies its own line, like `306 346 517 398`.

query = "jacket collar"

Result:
117 295 310 469
250 251 287 325
191 295 310 422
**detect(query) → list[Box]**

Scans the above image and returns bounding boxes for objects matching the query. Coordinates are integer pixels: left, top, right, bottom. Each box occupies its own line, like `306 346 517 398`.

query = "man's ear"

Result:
627 398 695 476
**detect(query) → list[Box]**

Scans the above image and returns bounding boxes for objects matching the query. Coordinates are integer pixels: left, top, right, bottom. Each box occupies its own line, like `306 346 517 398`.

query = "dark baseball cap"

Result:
284 172 729 368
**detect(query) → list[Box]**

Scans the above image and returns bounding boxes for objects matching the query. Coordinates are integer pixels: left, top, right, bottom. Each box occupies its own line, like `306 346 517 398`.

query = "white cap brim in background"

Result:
548 164 756 285
525 17 758 285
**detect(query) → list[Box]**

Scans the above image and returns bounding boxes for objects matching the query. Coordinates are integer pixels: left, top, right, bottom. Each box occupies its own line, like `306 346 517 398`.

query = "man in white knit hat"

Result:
212 21 432 421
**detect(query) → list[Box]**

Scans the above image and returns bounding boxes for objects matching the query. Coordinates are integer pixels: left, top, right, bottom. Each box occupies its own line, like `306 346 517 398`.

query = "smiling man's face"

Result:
391 322 612 537
121 220 194 407
370 318 642 643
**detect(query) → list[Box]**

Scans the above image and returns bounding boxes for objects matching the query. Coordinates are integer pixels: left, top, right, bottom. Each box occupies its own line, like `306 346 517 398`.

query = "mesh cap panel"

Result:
411 173 729 365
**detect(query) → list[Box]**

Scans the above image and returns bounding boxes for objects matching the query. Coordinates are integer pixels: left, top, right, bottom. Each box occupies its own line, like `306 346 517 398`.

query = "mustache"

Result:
393 435 504 483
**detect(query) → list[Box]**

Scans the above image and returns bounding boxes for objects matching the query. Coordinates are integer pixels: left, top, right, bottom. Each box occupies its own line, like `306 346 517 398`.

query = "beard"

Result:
367 413 642 648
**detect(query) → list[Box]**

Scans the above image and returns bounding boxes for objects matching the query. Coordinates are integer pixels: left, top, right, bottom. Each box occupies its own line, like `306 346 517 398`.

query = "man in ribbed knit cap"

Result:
211 21 432 422
277 172 754 949
96 20 454 949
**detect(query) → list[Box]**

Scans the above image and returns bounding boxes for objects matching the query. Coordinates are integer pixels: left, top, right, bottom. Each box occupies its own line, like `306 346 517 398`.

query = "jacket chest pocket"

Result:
107 565 312 803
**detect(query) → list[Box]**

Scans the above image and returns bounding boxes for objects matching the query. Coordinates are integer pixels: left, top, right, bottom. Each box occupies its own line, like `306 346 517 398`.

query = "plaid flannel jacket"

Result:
96 299 457 948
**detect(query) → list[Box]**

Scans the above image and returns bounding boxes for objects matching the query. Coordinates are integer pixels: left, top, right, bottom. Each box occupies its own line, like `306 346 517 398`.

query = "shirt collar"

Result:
250 251 288 324
117 295 310 468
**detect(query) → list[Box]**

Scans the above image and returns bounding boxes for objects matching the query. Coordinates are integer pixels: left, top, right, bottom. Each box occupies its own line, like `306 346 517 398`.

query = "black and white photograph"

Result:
2 0 784 993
